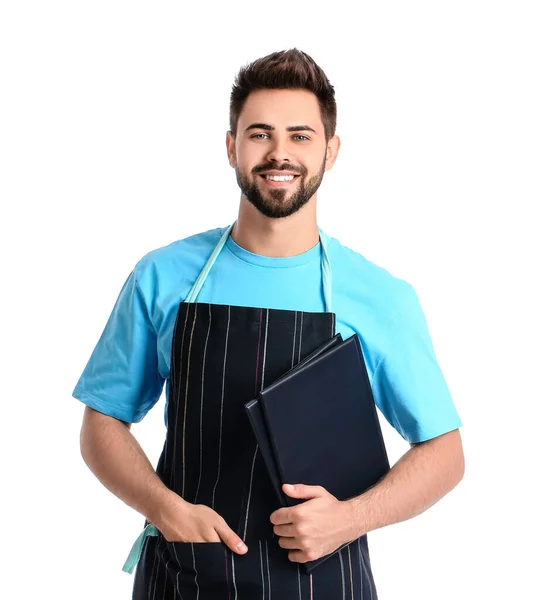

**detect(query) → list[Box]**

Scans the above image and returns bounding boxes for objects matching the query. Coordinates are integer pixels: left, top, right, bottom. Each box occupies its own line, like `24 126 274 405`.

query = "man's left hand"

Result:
269 484 358 563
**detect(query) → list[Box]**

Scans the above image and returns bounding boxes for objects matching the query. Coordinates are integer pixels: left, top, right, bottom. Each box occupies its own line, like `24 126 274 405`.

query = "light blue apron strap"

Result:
185 223 236 303
318 228 333 313
122 523 158 574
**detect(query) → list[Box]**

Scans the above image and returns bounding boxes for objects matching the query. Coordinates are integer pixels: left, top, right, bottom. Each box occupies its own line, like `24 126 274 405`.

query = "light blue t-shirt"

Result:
72 226 462 444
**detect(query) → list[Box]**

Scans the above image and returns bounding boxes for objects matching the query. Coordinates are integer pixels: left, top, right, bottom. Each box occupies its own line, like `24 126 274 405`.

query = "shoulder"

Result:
131 226 227 285
323 230 417 319
118 226 227 315
137 226 225 270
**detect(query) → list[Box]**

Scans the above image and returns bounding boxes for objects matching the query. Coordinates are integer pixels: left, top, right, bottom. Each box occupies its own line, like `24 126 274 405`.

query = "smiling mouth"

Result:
259 174 300 187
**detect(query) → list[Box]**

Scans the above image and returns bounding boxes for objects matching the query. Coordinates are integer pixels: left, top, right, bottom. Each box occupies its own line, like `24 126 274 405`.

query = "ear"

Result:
324 135 341 172
226 130 237 169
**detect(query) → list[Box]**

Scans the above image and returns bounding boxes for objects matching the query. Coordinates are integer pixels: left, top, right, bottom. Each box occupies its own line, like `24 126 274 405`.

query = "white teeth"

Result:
265 175 295 182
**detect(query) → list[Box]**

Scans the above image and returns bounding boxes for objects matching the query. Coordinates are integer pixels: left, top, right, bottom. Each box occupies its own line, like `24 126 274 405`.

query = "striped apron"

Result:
127 224 378 599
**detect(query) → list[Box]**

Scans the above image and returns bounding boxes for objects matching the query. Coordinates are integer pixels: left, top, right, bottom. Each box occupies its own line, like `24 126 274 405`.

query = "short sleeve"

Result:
371 283 462 443
72 263 164 423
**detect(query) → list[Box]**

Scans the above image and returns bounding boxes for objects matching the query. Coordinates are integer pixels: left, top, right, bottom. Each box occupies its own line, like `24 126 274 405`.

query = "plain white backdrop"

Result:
1 1 544 598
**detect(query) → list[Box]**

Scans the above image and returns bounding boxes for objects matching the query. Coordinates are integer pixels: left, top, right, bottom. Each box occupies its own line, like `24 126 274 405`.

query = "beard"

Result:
235 153 327 219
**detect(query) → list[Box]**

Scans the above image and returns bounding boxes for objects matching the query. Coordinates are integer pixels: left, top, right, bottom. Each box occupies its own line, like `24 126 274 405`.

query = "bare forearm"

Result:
346 429 465 538
79 406 181 526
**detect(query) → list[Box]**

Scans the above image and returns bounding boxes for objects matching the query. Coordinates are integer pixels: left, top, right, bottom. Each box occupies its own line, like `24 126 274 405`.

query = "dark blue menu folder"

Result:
244 334 390 574
245 334 343 507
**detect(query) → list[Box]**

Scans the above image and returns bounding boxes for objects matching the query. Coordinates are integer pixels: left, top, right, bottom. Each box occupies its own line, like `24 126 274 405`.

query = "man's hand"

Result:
153 491 248 555
270 484 357 563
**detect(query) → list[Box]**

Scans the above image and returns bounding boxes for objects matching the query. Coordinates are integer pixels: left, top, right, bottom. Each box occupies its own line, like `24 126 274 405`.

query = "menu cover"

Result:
245 334 390 574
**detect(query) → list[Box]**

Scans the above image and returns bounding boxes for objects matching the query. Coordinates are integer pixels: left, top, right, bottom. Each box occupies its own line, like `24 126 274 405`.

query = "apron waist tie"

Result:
122 523 158 574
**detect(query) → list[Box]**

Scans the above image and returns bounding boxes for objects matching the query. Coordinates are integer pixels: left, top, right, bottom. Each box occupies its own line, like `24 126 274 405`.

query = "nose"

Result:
265 137 292 164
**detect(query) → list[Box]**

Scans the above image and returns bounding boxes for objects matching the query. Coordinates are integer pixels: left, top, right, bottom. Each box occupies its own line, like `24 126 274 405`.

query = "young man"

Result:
73 49 464 599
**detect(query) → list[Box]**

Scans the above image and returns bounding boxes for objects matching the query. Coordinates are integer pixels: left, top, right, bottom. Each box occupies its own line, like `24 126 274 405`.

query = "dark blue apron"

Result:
124 224 378 599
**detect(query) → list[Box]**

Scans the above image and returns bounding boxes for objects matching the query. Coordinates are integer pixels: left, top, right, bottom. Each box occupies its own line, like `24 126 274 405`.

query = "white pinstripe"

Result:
161 547 169 600
243 444 259 539
298 312 303 361
171 544 182 600
194 303 211 504
168 303 182 428
339 550 347 599
259 541 265 600
170 305 190 490
348 545 355 600
359 542 363 599
231 551 238 599
261 310 269 390
157 542 170 600
212 305 230 509
148 543 157 600
265 539 271 600
182 306 198 498
160 544 169 600
149 537 160 599
359 542 373 598
291 311 297 367
191 543 199 600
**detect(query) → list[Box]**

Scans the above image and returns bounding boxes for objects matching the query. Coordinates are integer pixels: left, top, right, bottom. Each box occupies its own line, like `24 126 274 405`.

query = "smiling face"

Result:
227 89 340 219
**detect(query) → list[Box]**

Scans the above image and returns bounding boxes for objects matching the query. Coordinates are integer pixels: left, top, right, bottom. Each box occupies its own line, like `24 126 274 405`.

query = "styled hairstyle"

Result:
230 48 337 140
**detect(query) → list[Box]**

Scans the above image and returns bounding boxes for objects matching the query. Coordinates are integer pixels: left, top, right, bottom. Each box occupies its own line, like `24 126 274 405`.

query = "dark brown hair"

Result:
230 48 337 140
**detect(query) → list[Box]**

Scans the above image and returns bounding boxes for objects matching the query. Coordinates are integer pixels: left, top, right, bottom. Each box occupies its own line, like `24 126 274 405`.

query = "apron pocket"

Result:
161 539 291 594
162 540 231 592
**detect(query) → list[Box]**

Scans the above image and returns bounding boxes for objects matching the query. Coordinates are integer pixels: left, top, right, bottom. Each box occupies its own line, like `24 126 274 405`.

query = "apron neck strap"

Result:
184 222 333 313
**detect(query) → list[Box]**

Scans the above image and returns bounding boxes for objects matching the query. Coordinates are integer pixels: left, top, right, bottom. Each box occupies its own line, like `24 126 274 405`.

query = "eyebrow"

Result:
245 123 317 134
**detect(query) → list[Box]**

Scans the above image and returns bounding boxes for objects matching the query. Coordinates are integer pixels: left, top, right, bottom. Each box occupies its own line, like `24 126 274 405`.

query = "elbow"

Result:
430 428 465 490
79 406 98 464
456 442 465 484
450 429 465 488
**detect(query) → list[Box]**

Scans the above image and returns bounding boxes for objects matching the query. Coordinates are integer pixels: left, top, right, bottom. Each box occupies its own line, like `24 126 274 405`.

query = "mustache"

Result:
252 164 304 176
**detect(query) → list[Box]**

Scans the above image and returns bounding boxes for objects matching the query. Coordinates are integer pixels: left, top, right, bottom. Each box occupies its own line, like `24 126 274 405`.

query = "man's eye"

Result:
251 133 269 139
294 135 310 141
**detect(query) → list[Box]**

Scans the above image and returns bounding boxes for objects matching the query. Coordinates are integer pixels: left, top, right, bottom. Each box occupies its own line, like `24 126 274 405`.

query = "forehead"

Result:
238 89 323 134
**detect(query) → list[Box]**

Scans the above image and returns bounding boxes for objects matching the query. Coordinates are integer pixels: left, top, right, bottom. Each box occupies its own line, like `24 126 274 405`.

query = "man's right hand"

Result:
153 492 248 555
78 409 248 554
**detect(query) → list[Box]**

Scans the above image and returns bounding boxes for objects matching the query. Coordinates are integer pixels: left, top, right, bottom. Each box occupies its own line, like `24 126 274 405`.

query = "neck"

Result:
231 197 320 257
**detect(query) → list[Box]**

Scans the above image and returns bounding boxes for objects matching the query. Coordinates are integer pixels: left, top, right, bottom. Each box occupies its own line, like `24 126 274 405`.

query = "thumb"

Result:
216 523 248 555
283 483 326 499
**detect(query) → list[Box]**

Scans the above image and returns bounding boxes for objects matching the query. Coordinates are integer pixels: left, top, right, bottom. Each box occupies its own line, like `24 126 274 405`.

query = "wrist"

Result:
146 488 191 530
344 494 370 539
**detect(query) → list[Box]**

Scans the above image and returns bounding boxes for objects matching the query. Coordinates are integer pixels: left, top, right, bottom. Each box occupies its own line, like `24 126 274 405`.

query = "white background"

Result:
1 1 544 598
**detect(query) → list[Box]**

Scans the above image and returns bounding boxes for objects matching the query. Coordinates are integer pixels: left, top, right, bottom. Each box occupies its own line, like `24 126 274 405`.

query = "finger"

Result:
277 536 301 550
270 508 292 526
273 523 295 537
202 530 223 543
216 523 248 555
287 549 308 563
283 483 327 499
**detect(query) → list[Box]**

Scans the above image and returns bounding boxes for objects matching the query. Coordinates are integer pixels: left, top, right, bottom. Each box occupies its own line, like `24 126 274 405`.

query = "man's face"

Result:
227 89 339 219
